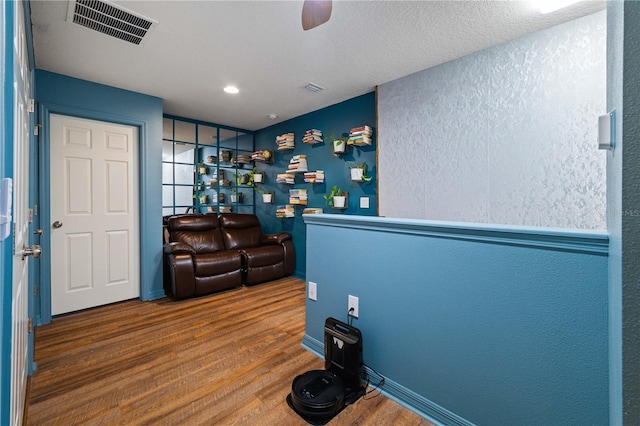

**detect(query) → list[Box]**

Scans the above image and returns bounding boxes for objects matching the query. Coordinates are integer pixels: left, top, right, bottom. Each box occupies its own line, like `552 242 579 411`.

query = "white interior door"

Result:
50 114 139 315
10 2 31 425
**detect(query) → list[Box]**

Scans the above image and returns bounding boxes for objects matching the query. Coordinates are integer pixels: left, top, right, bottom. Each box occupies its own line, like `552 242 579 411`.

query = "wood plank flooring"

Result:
26 277 433 425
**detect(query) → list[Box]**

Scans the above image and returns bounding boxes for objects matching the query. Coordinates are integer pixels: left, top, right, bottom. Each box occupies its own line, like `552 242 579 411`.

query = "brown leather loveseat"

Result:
163 213 295 299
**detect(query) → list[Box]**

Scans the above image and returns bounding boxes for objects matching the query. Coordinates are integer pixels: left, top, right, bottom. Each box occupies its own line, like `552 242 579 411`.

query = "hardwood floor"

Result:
26 277 433 425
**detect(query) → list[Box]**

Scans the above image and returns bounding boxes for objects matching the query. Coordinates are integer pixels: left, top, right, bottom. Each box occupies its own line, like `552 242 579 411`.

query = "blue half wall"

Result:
304 215 609 425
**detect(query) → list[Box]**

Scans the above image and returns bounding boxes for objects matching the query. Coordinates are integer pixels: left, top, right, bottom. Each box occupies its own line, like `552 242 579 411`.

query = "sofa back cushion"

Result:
167 214 226 254
219 213 263 249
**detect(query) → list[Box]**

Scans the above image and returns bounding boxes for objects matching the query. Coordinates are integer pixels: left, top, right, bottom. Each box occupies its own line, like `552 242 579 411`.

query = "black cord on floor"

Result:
360 363 385 399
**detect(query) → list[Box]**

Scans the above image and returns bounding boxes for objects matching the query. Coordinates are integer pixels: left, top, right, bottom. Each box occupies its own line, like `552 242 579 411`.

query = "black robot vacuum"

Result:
287 318 365 423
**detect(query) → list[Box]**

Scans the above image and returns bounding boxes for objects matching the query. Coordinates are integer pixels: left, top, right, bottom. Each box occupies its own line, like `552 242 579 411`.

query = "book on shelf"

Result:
303 170 324 183
350 125 372 134
276 173 295 184
287 154 308 172
303 129 323 144
302 207 323 215
276 132 295 150
348 125 373 145
251 150 273 162
289 188 308 205
276 204 295 218
347 135 372 146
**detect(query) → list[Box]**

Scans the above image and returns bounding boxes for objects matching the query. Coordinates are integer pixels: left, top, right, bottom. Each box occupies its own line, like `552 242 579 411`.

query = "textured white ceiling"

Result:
29 0 605 131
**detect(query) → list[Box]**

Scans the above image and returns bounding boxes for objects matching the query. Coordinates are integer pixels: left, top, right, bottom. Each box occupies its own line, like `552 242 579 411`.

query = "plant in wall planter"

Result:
345 161 373 182
198 194 209 205
325 132 348 156
323 185 347 208
230 189 244 204
262 191 274 204
246 166 264 186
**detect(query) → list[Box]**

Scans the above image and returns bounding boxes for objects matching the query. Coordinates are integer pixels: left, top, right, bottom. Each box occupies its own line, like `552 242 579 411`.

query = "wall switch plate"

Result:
598 110 615 150
348 295 359 318
308 281 317 301
360 197 369 209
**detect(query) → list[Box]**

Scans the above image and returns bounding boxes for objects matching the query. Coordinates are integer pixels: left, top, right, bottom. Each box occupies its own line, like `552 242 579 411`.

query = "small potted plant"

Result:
230 188 244 203
198 193 209 205
326 132 348 156
323 185 346 208
345 161 373 182
247 166 264 185
262 190 274 204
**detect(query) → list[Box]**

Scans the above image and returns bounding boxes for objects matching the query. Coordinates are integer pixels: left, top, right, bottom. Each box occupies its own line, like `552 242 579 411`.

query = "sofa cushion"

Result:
168 214 226 253
219 213 263 249
241 245 284 268
194 252 242 277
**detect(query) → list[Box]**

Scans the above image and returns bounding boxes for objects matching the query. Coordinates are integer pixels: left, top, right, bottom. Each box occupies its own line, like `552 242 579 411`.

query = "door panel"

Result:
50 114 139 315
10 2 30 425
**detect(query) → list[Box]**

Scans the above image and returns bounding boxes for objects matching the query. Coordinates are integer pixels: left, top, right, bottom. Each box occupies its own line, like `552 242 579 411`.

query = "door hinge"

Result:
34 124 40 136
28 318 33 334
28 99 34 113
33 285 37 296
28 208 33 223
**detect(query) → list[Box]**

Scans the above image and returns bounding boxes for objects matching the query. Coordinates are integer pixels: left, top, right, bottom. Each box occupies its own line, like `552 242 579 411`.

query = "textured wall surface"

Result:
620 2 640 421
378 12 606 229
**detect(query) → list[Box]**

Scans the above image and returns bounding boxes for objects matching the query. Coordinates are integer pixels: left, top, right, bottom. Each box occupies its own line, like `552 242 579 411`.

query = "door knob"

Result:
52 221 63 229
34 228 43 236
22 244 42 260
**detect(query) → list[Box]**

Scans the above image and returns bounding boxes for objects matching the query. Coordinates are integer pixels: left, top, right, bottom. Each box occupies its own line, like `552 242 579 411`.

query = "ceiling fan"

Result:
302 0 333 31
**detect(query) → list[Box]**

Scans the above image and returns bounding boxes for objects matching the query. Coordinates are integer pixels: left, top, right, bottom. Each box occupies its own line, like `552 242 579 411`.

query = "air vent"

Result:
66 0 158 45
304 82 325 93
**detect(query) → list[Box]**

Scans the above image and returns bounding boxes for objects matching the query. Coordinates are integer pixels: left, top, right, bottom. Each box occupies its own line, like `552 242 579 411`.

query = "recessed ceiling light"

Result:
224 85 239 94
535 0 581 14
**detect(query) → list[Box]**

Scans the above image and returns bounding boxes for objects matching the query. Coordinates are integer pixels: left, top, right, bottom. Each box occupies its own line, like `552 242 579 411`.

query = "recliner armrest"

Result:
261 232 292 245
164 242 196 255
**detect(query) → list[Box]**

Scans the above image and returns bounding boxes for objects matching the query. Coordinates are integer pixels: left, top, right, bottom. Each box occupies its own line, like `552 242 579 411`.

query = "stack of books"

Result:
289 189 308 205
276 133 295 150
251 150 273 162
303 129 323 145
303 170 324 183
276 173 295 184
236 154 251 164
219 206 232 214
302 207 323 215
276 204 295 218
347 125 372 146
220 150 232 162
287 155 308 173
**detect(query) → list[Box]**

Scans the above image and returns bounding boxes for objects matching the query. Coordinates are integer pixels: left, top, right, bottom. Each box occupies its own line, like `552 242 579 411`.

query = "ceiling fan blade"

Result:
302 0 332 31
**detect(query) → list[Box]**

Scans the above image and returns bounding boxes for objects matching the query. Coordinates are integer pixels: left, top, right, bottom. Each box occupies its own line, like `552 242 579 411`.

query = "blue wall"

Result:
0 2 13 423
607 2 640 422
35 70 164 324
304 215 609 425
254 93 376 278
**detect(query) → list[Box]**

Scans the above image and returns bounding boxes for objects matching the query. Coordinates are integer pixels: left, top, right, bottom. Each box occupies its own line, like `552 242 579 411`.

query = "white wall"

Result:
378 11 606 230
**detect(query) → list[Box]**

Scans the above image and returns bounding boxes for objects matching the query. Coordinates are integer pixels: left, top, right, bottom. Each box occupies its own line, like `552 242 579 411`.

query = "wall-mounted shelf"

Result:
303 129 323 145
303 170 324 183
276 204 295 218
251 150 274 163
276 133 295 150
347 125 372 146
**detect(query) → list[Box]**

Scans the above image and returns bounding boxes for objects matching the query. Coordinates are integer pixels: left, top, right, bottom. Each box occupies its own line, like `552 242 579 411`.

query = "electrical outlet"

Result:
348 295 359 318
308 281 317 301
